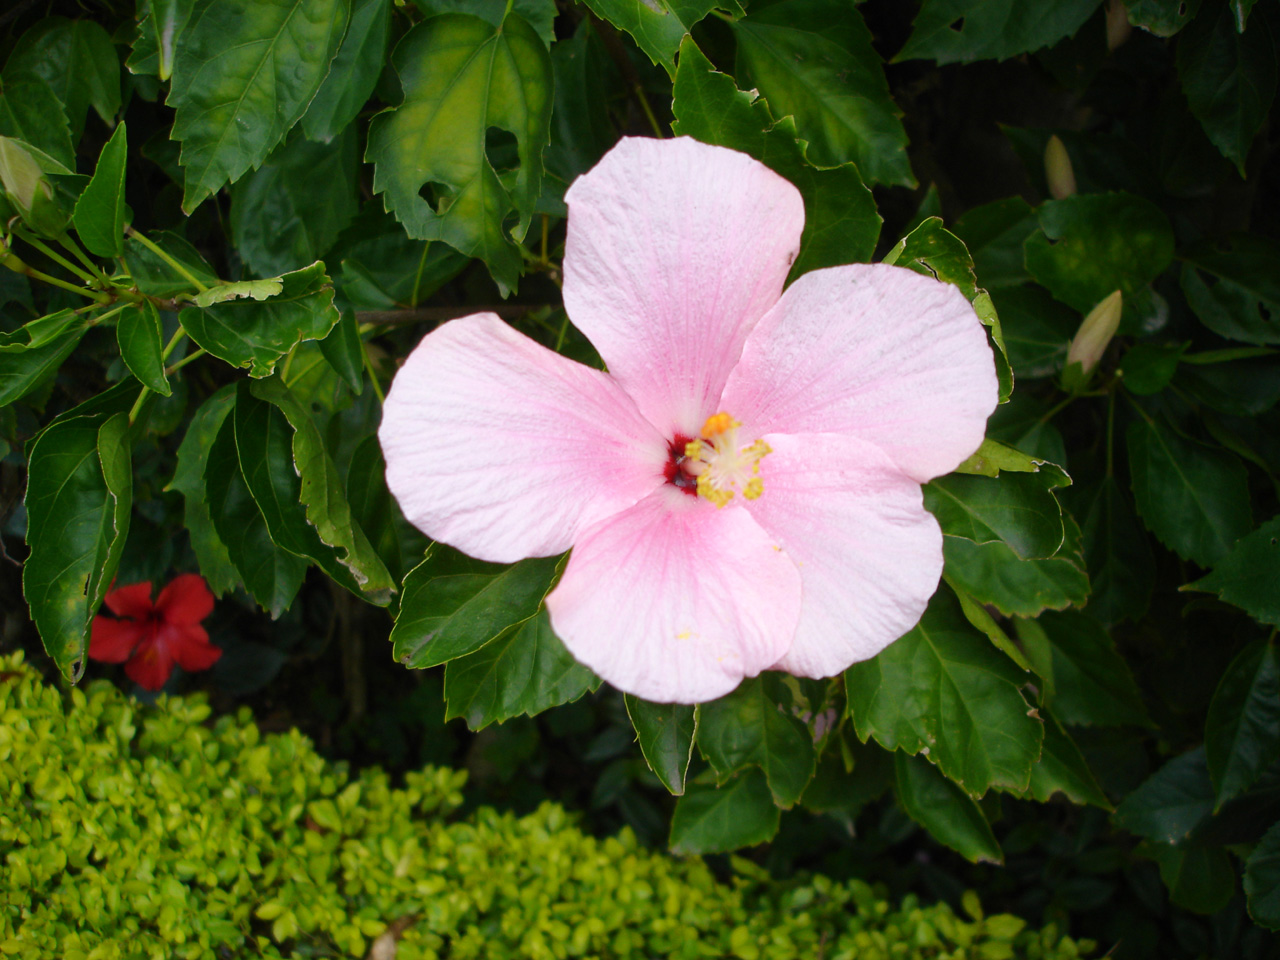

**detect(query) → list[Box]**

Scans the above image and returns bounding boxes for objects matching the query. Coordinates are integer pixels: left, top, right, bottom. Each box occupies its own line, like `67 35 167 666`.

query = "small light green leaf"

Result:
1187 516 1280 626
895 752 1003 864
0 309 87 406
580 0 733 77
698 675 816 808
1127 414 1252 567
1203 639 1280 809
1115 746 1214 843
896 0 1102 64
193 279 284 308
116 301 170 396
1246 821 1280 930
672 40 880 275
954 437 1051 477
4 17 121 138
179 261 340 377
625 696 698 796
669 768 780 855
1146 840 1236 915
1025 709 1112 809
731 0 913 187
391 555 560 668
72 122 130 258
1077 475 1155 624
1180 235 1280 345
366 14 553 295
167 0 350 212
301 0 391 142
925 468 1068 560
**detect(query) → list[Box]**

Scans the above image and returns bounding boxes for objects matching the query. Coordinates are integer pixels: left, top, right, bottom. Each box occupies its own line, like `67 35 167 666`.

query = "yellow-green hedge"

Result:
0 652 1094 960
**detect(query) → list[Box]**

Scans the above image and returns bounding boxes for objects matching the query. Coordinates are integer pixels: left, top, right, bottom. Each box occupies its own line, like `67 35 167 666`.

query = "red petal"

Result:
104 582 154 619
169 624 222 673
155 573 214 626
123 638 174 691
89 617 147 663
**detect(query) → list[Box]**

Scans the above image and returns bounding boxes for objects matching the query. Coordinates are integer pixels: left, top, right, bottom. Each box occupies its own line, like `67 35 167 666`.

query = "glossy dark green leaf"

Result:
166 386 240 597
317 311 364 395
1246 821 1280 929
1203 639 1280 809
1146 840 1236 915
179 261 341 377
122 231 218 298
167 0 350 212
896 0 1102 64
413 0 557 46
1114 747 1213 843
205 412 307 617
672 39 880 275
1026 709 1112 809
1176 355 1280 416
1177 2 1276 176
230 129 358 278
846 590 1042 796
545 22 618 192
1024 193 1175 330
732 0 913 186
22 413 131 682
942 516 1088 619
444 609 600 729
0 76 74 168
1119 341 1186 395
4 17 121 139
925 469 1067 560
952 196 1038 290
391 555 560 668
947 576 1035 672
300 0 391 142
152 0 195 80
669 768 780 855
895 752 1003 864
1180 236 1280 345
116 301 170 397
1122 0 1201 36
698 675 816 808
1188 517 1280 626
367 14 552 295
72 122 129 258
344 435 401 582
580 0 729 77
1018 610 1150 728
1127 414 1252 567
625 696 697 796
1078 476 1155 624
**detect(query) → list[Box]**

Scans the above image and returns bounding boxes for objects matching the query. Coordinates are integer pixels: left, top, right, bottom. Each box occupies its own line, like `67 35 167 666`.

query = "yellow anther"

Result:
683 439 703 460
743 477 764 500
700 412 735 437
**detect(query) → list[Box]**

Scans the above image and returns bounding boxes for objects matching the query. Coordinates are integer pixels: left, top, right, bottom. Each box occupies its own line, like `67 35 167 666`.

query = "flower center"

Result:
666 412 770 508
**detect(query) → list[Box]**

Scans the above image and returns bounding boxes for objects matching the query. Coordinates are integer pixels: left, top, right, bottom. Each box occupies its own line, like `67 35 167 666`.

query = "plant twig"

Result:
125 226 209 293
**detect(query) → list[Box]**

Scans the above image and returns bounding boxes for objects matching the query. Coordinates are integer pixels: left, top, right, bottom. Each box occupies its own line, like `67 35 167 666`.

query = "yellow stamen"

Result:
701 412 734 437
682 413 771 508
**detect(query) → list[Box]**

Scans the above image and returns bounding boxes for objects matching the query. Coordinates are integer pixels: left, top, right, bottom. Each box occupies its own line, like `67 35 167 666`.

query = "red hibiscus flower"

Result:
89 574 220 691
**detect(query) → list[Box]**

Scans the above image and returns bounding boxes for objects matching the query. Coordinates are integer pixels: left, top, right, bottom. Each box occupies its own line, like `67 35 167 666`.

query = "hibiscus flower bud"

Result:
0 137 62 237
1106 0 1133 51
1064 289 1123 390
1044 136 1076 200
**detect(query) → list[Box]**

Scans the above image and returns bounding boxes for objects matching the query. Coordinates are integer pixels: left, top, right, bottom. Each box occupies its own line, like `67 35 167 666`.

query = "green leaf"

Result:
1180 235 1280 345
1127 414 1253 567
123 231 218 298
1203 639 1280 809
669 768 780 855
391 555 560 668
0 77 74 168
344 435 401 581
947 575 1036 671
165 386 240 597
1025 709 1112 809
1077 475 1155 624
234 381 393 602
72 122 130 258
167 0 350 212
1177 2 1277 176
1024 193 1175 330
1176 355 1280 417
178 261 341 377
942 520 1089 619
924 469 1068 560
230 129 358 278
1188 516 1280 626
731 0 913 187
334 207 471 310
116 301 170 397
1121 0 1201 36
580 0 731 77
845 590 1043 797
366 14 553 295
193 279 283 307
894 752 1003 864
625 696 697 796
301 0 391 142
205 411 307 617
413 0 558 47
987 394 1068 465
444 608 600 729
0 309 81 351
1147 840 1236 915
318 311 364 394
951 196 1037 290
1017 610 1150 728
1114 747 1214 843
1246 821 1280 930
698 675 816 808
896 0 1102 64
672 40 881 274
953 437 1052 478
152 0 196 81
4 17 121 139
0 326 85 406
22 413 132 682
545 22 618 191
1118 341 1186 395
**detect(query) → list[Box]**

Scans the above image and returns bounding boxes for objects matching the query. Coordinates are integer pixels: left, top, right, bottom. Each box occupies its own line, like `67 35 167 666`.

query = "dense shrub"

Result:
0 653 1093 960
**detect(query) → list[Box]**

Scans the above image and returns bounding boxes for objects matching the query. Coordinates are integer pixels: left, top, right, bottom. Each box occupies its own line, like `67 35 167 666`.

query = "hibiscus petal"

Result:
104 581 153 618
545 488 802 704
155 573 214 626
563 136 805 438
166 624 223 672
380 314 668 564
124 638 175 692
89 617 146 663
746 432 943 678
721 264 999 483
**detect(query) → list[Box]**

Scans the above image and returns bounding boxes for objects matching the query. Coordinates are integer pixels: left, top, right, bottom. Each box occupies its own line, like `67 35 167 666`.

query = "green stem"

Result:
14 231 100 286
57 234 112 285
166 347 206 375
1105 384 1117 478
540 215 549 265
280 344 297 382
554 310 570 353
635 84 665 139
126 226 209 293
127 386 151 425
160 326 187 363
88 303 130 326
1037 393 1076 426
362 340 386 405
20 263 110 302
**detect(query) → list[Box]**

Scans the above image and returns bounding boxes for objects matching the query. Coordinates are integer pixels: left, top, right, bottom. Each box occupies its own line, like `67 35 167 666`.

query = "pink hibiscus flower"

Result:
89 574 220 691
380 137 998 704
